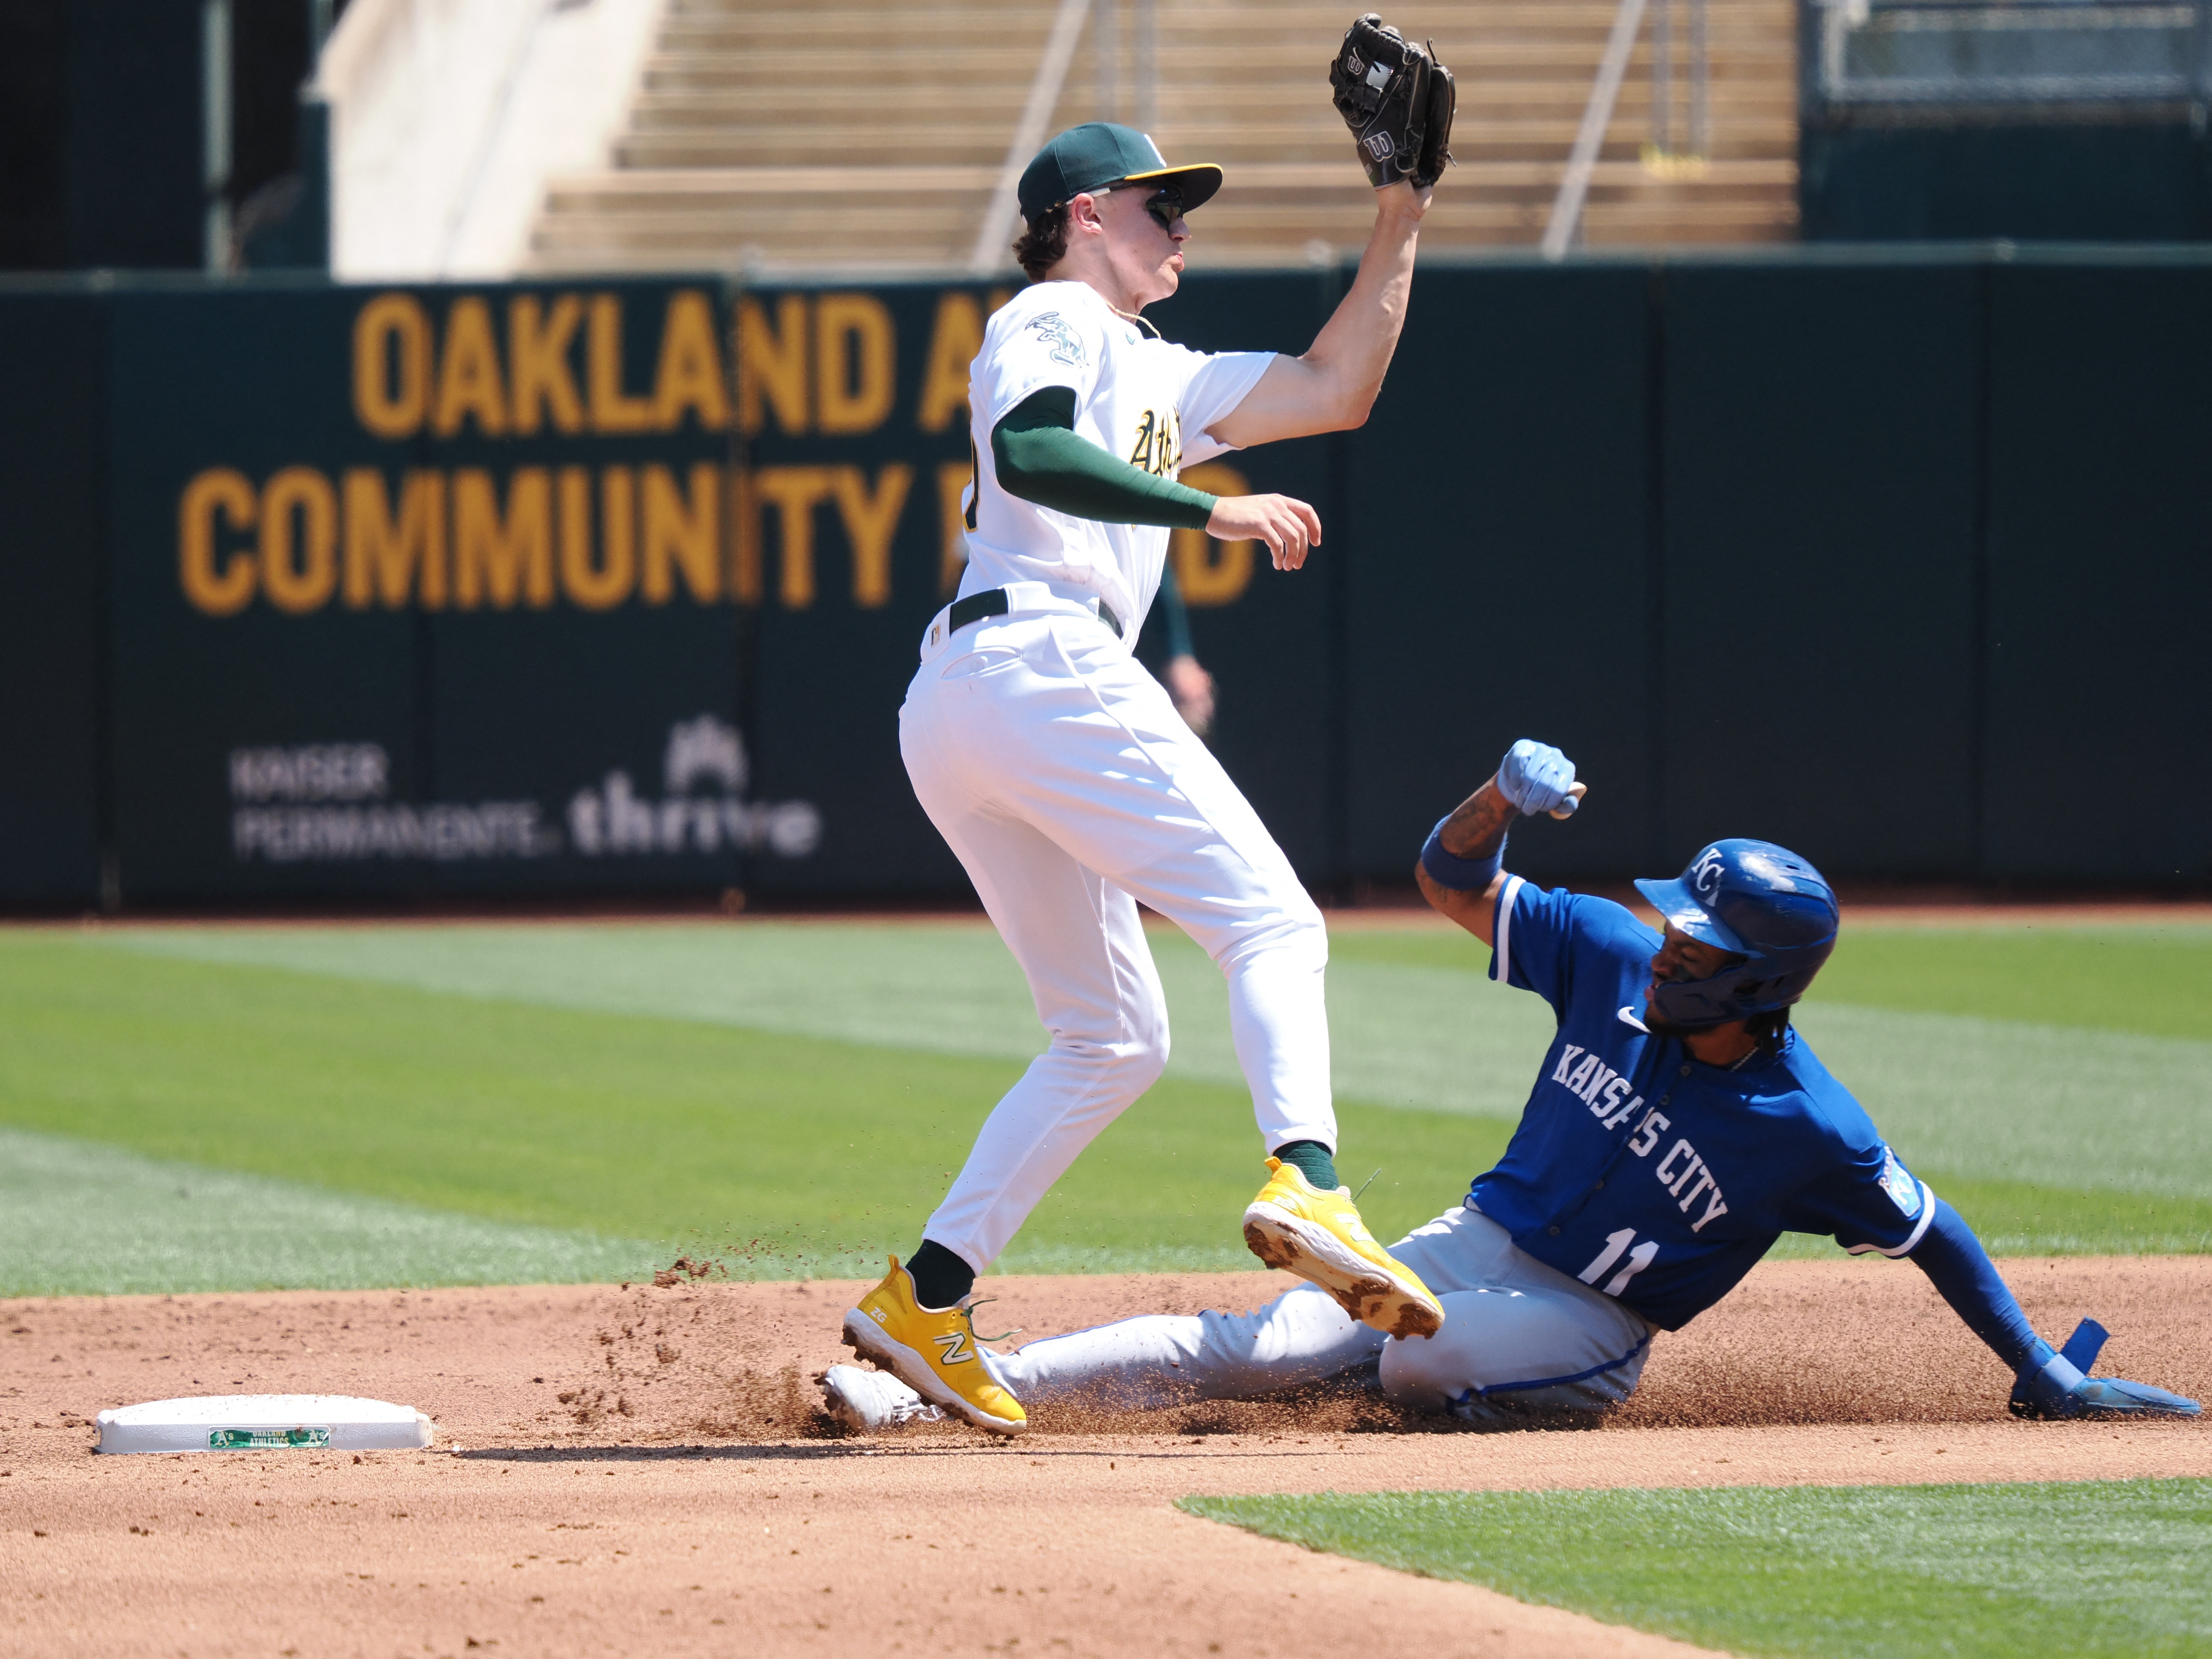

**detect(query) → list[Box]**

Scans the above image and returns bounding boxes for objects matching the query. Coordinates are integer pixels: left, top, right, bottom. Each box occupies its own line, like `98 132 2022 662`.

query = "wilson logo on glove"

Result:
1329 12 1456 190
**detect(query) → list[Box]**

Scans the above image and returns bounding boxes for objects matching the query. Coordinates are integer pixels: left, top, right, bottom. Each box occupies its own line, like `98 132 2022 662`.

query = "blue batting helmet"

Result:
1634 839 1838 1029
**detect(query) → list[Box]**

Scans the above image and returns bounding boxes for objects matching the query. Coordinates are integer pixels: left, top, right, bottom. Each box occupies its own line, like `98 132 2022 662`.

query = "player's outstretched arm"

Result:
1908 1197 2199 1418
1205 180 1431 451
1415 740 1581 946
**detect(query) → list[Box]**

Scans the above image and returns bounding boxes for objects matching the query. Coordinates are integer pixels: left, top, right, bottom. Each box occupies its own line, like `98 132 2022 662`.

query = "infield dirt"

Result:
4 1257 2208 1658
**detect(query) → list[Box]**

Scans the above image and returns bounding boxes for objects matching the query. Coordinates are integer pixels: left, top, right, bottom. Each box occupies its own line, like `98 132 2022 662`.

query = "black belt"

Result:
947 587 1121 639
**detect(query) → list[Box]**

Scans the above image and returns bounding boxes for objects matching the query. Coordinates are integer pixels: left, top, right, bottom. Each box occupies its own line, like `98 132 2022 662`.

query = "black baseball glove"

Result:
1328 13 1455 189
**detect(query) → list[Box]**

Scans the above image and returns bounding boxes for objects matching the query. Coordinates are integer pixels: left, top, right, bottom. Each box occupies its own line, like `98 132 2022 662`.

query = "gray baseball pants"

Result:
988 1206 1654 1424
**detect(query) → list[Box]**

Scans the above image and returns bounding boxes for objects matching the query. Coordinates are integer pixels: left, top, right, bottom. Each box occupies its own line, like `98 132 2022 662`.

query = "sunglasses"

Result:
1080 183 1186 231
1138 188 1186 231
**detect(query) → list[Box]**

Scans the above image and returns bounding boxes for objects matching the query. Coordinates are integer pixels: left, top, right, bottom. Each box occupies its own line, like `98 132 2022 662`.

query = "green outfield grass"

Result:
0 912 2205 1293
0 932 1499 1291
1182 1479 2212 1659
0 1124 660 1294
1333 917 2212 1040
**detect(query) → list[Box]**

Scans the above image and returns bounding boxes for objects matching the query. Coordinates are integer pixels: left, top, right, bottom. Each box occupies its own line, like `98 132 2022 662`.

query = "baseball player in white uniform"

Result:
843 96 1452 1434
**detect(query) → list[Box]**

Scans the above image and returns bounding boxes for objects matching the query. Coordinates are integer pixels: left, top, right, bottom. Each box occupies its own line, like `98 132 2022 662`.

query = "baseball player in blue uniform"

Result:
824 739 2200 1432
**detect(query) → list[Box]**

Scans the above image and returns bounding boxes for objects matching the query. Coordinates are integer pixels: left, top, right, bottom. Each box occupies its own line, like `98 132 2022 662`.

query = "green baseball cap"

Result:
1016 122 1223 222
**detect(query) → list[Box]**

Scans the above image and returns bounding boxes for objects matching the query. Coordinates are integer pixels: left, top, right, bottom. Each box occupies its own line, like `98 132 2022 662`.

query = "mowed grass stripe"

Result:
1334 919 2212 1041
97 922 1563 1122
0 1127 662 1296
1183 1480 2212 1659
0 935 1497 1284
93 920 2212 1202
1816 925 2212 1041
5 929 2201 1291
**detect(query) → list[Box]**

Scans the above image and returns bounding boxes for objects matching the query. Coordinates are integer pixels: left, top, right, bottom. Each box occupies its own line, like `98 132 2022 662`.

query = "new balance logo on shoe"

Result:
934 1330 974 1366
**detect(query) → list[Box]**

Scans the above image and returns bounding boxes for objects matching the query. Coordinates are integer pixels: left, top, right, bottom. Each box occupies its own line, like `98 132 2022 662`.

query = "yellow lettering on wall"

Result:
352 293 431 439
561 466 635 610
737 296 809 435
935 460 972 598
453 468 554 609
179 468 258 616
918 292 985 433
509 294 585 436
815 293 895 435
431 297 508 437
259 466 340 614
1170 461 1256 607
652 290 730 432
730 468 762 605
588 294 654 434
754 466 836 608
833 464 912 608
343 469 446 609
643 463 720 604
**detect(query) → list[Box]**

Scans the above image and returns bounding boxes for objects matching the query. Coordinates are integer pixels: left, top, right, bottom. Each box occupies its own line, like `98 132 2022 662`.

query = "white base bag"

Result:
95 1394 434 1454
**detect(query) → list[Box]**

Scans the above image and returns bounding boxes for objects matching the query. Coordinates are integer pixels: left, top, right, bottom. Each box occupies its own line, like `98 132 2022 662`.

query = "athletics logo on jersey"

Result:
1028 312 1086 369
1126 407 1183 477
1877 1145 1923 1218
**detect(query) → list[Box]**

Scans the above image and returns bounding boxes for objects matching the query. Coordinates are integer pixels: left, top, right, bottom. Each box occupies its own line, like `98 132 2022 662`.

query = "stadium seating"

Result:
527 0 1797 274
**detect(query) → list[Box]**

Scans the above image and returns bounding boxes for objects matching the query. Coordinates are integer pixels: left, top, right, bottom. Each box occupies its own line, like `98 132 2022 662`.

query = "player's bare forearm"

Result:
1205 183 1429 449
1308 181 1429 417
1414 776 1513 945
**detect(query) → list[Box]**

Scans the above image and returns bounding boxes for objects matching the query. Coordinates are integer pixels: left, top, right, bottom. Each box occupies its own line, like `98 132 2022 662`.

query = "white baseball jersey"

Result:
906 278 1323 1282
960 280 1274 632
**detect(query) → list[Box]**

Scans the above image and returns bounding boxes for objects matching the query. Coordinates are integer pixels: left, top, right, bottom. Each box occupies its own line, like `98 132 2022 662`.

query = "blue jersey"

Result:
1468 877 1935 1331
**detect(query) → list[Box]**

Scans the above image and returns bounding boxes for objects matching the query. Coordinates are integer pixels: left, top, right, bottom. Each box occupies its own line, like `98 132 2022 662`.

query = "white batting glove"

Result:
1496 739 1578 817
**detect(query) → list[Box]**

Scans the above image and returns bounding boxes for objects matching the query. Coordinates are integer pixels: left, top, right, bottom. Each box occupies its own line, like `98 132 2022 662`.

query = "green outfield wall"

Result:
0 248 2205 908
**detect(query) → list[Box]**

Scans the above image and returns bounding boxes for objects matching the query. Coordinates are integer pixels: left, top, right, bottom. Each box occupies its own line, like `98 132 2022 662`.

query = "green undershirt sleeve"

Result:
991 386 1220 533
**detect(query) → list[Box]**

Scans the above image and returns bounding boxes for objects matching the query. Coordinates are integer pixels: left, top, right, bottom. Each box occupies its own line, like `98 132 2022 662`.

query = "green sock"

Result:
1273 1140 1339 1192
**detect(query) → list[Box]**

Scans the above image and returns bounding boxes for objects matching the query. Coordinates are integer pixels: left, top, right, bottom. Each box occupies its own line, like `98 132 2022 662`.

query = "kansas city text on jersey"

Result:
1548 1042 1730 1234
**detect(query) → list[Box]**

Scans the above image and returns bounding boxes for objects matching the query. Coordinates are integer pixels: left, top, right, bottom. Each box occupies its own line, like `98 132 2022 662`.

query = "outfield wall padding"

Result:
1655 260 1984 877
1982 262 2212 882
1343 264 1657 885
0 250 2206 906
0 289 106 905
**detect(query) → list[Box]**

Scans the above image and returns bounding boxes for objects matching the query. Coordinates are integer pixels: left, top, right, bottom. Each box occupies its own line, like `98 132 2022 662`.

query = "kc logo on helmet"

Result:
1692 846 1726 899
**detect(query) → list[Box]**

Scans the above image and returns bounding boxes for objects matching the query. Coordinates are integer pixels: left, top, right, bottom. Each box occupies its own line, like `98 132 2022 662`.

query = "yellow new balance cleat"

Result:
1243 1158 1445 1340
841 1256 1027 1436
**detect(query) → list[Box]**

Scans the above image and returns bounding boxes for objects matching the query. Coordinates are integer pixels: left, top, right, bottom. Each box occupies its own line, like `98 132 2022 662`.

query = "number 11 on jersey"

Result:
1578 1228 1658 1298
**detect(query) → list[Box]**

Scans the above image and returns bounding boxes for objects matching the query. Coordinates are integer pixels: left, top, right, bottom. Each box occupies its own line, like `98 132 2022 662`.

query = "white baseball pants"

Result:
899 597 1335 1274
988 1206 1654 1423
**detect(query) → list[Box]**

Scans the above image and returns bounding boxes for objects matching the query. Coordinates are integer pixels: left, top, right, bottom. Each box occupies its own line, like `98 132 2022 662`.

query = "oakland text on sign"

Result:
173 285 1260 618
350 286 940 441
